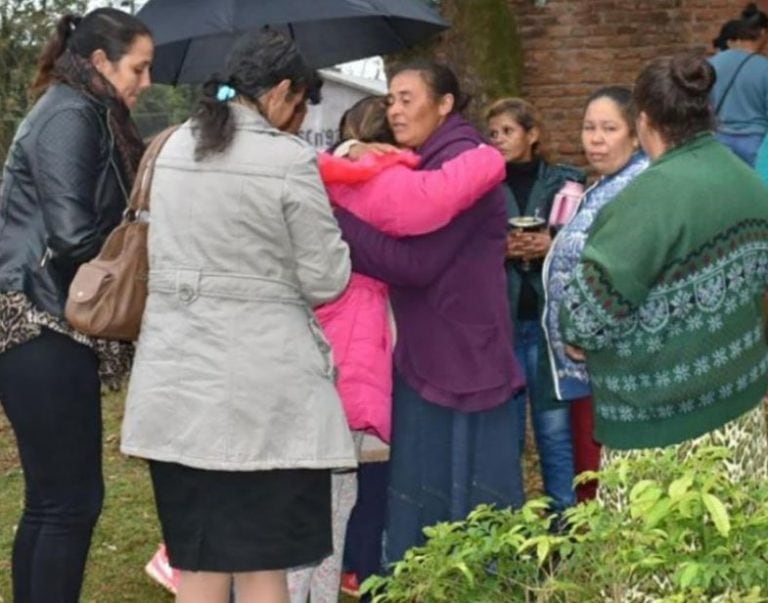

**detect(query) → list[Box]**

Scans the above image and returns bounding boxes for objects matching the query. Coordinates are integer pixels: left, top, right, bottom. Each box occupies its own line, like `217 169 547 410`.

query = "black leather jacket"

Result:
0 84 129 316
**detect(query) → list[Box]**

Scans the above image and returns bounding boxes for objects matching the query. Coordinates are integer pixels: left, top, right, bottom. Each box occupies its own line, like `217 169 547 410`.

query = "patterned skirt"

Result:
594 403 768 601
598 402 768 512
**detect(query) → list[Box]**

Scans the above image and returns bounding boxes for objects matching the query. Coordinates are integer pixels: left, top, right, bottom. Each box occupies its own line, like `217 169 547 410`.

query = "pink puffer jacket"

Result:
315 145 505 442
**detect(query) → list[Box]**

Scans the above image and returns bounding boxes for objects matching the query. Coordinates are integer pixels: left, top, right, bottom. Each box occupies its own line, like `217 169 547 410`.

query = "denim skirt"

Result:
383 372 525 566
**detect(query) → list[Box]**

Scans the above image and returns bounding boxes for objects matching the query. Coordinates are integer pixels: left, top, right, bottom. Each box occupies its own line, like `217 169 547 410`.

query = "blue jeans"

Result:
514 320 576 511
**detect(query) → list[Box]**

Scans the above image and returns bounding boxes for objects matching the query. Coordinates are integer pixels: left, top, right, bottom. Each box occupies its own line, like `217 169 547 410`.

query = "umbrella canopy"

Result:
137 0 449 84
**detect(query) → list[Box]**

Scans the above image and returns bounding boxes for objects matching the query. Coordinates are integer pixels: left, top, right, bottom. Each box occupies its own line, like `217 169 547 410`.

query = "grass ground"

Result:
0 391 542 602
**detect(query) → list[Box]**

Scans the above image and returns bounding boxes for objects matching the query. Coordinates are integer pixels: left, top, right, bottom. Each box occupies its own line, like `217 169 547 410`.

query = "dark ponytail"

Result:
193 76 237 161
31 8 151 97
193 29 318 160
31 14 81 96
712 19 741 50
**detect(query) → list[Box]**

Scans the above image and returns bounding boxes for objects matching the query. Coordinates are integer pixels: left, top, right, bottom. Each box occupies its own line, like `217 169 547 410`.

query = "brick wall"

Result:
506 0 768 165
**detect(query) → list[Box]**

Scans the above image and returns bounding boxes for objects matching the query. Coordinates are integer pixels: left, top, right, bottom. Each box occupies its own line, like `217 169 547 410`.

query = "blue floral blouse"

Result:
541 152 649 400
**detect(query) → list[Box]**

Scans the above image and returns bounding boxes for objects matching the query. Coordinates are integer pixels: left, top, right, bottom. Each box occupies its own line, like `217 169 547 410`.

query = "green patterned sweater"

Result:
561 134 768 449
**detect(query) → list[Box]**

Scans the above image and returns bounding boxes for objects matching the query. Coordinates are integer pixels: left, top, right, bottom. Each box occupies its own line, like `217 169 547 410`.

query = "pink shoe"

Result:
145 544 180 595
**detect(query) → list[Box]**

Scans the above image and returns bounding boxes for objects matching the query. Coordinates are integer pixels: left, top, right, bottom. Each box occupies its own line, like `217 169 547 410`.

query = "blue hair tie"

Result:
216 84 237 102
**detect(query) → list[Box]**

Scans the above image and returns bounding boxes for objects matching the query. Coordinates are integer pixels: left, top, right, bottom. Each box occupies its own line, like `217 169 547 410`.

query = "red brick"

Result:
496 0 765 164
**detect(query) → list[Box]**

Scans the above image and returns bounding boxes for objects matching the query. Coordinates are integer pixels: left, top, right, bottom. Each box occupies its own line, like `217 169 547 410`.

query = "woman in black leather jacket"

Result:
0 9 152 602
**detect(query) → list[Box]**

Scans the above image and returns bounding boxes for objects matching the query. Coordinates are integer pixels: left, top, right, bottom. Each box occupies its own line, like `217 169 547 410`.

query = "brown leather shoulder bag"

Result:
64 125 179 341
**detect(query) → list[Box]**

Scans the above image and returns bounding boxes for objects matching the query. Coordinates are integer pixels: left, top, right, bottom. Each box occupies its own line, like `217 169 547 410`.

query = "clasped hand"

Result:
506 230 552 261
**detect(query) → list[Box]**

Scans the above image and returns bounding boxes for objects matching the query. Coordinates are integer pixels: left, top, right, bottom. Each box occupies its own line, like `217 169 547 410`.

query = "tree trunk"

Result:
387 0 524 126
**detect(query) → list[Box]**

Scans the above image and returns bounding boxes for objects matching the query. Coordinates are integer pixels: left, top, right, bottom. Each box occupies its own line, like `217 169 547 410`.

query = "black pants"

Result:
344 461 389 584
0 329 103 603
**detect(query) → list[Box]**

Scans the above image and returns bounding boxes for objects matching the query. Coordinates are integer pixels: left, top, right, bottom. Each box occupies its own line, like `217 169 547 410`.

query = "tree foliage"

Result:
387 0 523 127
0 0 88 164
0 0 195 163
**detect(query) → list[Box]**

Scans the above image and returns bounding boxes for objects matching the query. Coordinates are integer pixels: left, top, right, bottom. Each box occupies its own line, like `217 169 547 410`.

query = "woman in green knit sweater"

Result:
561 53 768 494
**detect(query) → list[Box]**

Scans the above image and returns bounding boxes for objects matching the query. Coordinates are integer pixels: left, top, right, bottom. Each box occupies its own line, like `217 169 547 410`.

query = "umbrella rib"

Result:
381 16 409 52
172 38 192 86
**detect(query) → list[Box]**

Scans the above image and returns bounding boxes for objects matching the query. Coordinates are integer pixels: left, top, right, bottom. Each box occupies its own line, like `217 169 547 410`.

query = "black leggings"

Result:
0 329 103 603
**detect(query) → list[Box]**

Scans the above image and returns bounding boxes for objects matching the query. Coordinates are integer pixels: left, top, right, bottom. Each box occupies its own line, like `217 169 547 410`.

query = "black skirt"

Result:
148 460 332 572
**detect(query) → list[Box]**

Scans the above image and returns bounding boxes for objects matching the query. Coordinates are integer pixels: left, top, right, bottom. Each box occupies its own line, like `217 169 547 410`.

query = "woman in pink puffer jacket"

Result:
315 96 506 444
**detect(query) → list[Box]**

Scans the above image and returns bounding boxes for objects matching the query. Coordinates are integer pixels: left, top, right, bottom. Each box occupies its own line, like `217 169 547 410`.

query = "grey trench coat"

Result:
121 105 355 471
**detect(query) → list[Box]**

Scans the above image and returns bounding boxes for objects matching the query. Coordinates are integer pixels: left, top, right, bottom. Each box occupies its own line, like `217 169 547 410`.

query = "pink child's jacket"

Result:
315 145 506 443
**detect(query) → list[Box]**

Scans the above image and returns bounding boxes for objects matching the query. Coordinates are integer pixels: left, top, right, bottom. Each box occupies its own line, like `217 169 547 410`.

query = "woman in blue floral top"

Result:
542 86 649 500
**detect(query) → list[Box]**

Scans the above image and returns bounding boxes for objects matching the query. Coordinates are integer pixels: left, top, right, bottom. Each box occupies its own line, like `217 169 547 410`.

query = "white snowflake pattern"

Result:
693 357 711 376
743 331 755 349
618 406 634 421
622 376 638 392
737 375 749 391
708 316 724 333
712 349 728 367
673 364 690 383
638 373 653 388
669 291 693 318
695 273 725 310
669 323 684 337
656 371 672 387
724 297 739 315
726 263 745 291
729 340 743 360
657 405 674 418
718 383 734 399
647 336 663 353
639 298 669 332
680 399 695 413
699 391 716 407
572 306 602 336
617 341 632 358
686 315 704 332
606 376 621 392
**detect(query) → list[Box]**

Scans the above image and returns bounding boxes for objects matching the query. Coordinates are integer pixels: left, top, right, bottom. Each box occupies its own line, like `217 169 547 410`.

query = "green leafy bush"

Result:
362 446 768 602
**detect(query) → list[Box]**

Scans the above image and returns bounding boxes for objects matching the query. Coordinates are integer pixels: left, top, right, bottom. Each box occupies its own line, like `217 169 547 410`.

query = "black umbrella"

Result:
137 0 449 84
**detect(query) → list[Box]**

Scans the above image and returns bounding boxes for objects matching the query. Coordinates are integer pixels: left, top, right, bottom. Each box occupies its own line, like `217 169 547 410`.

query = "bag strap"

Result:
128 124 181 215
715 53 757 116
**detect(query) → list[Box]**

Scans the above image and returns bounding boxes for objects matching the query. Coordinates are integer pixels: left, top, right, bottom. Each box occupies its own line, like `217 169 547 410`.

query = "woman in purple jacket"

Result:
335 61 526 567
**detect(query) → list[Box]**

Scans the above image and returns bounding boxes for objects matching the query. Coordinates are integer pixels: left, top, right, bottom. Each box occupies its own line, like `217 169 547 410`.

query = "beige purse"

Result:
64 125 179 341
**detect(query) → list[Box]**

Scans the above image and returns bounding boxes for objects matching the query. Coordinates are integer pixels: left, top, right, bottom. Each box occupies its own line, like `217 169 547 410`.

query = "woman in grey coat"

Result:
121 31 354 603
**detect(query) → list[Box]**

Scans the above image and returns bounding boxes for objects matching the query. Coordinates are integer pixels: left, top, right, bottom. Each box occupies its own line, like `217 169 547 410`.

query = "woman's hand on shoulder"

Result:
347 142 401 161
